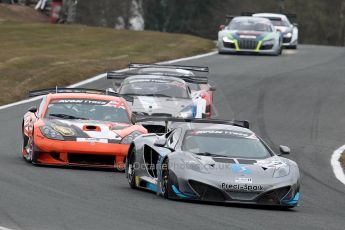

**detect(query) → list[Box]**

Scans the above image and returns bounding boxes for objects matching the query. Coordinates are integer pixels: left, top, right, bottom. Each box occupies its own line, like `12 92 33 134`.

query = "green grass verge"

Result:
0 21 214 105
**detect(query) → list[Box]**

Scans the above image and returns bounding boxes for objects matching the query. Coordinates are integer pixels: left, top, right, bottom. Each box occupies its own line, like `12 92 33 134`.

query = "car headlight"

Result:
284 32 292 38
120 131 143 144
52 124 75 136
176 105 195 118
273 165 290 178
39 126 64 140
223 36 234 43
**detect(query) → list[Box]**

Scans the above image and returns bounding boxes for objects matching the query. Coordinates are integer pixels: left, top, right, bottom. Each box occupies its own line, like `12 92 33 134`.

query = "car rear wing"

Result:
134 116 250 129
128 63 209 73
244 12 297 22
107 72 208 84
28 87 134 102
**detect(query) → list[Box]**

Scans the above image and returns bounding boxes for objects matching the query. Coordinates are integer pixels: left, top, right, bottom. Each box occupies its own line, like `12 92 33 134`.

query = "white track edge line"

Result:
0 51 217 111
0 226 14 230
331 145 345 185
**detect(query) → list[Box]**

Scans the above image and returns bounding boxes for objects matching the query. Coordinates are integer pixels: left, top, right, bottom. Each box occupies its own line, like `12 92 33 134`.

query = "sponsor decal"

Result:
230 164 252 174
76 138 108 143
188 129 254 139
221 183 264 192
52 99 109 105
135 176 140 187
235 177 252 184
107 101 126 109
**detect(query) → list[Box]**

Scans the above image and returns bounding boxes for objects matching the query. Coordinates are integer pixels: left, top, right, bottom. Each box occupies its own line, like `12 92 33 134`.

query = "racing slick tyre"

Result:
23 134 38 164
127 148 137 189
279 45 283 55
22 133 29 160
161 158 176 199
218 50 225 55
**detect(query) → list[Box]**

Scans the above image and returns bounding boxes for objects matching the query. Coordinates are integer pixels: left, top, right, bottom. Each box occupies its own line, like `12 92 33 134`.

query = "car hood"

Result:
43 118 134 139
226 30 273 40
185 154 292 181
130 96 193 116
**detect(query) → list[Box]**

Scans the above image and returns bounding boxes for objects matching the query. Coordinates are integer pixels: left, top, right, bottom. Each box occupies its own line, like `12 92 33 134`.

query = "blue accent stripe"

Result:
146 182 157 193
172 185 195 199
283 192 300 206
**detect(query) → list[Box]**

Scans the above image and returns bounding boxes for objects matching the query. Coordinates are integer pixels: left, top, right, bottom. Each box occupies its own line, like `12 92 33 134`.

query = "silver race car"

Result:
218 16 283 55
128 63 216 118
253 13 298 49
125 118 301 208
107 69 209 133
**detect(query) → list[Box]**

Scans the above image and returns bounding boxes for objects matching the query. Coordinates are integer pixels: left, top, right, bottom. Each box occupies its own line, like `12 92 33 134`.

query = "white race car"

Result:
253 13 298 49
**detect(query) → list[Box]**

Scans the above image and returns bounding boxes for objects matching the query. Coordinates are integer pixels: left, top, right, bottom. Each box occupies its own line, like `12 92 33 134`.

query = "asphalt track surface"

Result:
1 45 345 230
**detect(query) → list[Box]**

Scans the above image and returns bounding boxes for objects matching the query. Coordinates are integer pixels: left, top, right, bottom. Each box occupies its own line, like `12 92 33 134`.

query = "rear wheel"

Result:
127 148 137 189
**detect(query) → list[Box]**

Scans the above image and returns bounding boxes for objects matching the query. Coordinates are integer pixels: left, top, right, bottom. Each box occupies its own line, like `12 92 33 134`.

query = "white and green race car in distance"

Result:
218 16 283 55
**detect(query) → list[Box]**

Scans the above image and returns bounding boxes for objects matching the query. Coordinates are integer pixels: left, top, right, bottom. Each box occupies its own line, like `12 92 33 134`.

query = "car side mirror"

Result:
209 86 216 91
28 106 38 113
279 145 290 155
219 24 225 30
154 136 167 147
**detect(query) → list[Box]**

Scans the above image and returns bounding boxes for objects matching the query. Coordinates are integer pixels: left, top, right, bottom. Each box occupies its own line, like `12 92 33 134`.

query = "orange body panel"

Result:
22 93 147 169
35 133 129 156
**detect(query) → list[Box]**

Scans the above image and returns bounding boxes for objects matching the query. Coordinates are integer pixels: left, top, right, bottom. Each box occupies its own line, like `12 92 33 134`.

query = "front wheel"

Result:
161 158 174 199
127 148 137 189
22 129 37 163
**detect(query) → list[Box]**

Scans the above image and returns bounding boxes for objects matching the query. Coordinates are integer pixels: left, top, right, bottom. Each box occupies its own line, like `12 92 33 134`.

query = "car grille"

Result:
283 37 292 43
223 41 236 49
68 153 115 166
238 39 257 49
257 186 291 204
151 113 172 117
227 191 262 201
189 180 227 202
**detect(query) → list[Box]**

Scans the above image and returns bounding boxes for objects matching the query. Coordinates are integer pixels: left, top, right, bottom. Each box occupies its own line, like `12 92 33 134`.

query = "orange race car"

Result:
22 88 147 170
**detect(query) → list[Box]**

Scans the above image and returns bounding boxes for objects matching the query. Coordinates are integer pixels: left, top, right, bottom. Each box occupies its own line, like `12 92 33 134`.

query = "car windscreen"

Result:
268 18 289 27
229 19 272 32
188 83 201 91
182 129 272 159
119 79 189 98
44 99 130 123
